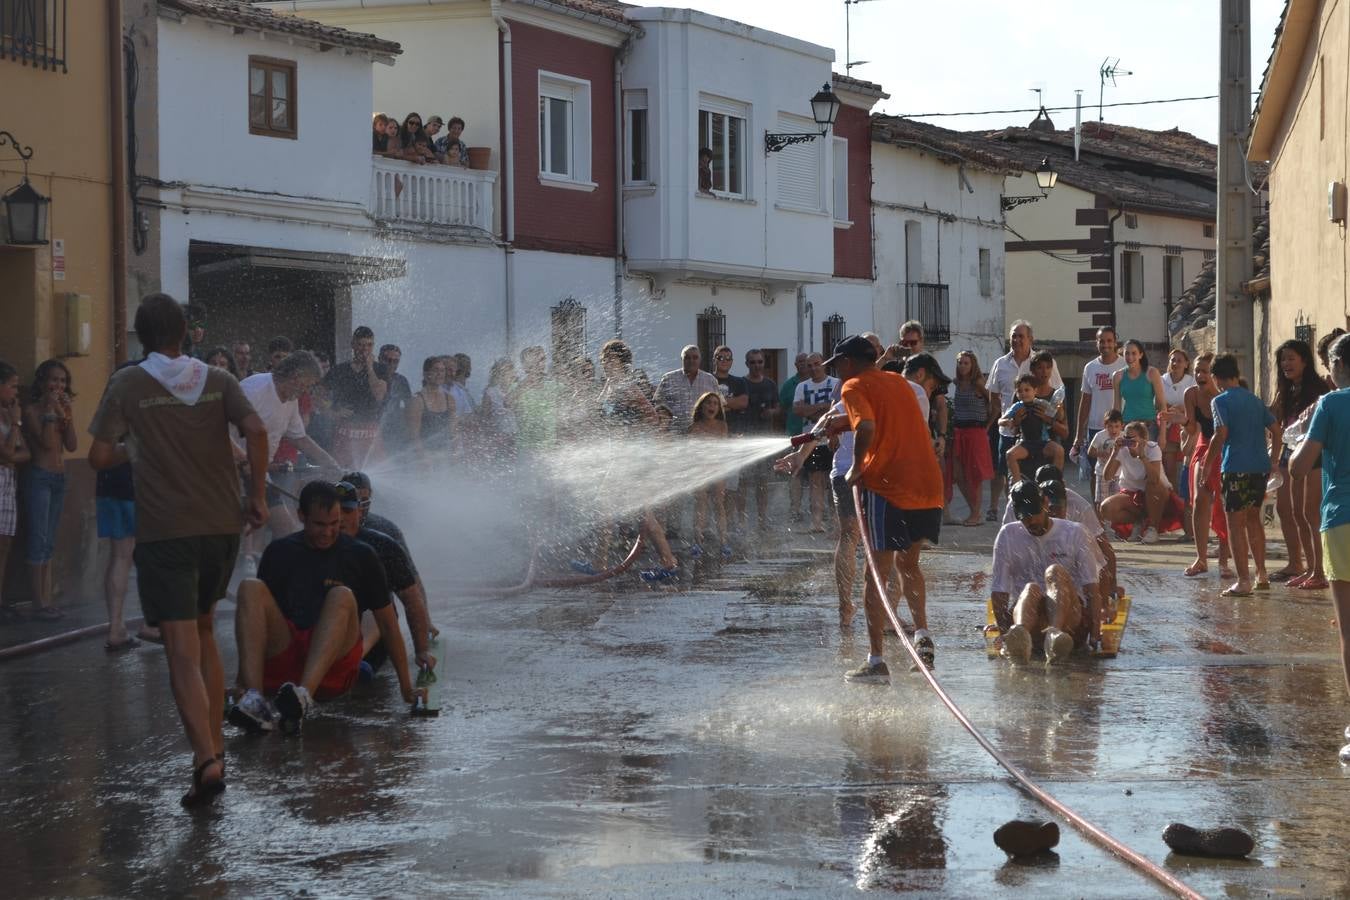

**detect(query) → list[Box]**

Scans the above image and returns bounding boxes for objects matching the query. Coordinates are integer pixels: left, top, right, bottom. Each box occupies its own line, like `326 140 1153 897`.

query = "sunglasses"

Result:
747 360 764 366
714 354 732 361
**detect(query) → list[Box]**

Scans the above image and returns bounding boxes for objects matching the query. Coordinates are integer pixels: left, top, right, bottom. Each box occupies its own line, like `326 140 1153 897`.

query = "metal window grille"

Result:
551 298 586 368
821 314 846 359
902 283 950 344
1294 310 1316 347
696 305 725 371
1 0 66 72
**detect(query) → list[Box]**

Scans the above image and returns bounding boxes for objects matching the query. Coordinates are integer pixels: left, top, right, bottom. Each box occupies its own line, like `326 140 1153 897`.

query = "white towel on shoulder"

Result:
139 352 210 407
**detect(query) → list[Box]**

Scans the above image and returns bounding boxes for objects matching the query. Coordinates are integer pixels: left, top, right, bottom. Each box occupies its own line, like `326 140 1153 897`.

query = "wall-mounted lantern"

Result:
1001 157 1059 211
765 84 843 154
1 131 49 245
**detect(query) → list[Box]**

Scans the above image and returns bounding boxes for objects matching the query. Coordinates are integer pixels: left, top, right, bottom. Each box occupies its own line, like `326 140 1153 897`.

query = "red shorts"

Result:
263 618 364 700
1111 488 1186 537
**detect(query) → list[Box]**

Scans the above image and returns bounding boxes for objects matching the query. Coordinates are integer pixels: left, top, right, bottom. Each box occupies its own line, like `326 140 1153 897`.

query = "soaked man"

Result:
230 481 413 732
317 326 389 468
1002 464 1119 601
828 335 943 681
990 480 1102 665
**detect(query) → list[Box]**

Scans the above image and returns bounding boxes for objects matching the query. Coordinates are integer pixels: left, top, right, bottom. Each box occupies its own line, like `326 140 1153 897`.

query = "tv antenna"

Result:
844 0 882 71
1098 57 1133 121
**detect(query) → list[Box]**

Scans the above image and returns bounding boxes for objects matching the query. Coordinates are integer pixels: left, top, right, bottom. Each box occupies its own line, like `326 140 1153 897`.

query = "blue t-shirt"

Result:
1211 387 1275 473
1308 388 1350 530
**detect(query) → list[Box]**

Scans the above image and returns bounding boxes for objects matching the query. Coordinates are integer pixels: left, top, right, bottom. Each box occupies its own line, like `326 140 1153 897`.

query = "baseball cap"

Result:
902 352 952 386
1010 479 1044 519
1034 464 1063 484
1037 478 1067 508
823 334 878 368
334 481 361 510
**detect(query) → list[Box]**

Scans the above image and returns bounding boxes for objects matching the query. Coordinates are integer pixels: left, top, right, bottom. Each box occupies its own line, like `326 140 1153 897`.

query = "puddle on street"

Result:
2 546 1350 897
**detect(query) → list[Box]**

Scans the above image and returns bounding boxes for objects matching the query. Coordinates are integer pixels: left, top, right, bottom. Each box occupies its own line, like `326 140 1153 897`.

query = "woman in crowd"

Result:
22 360 77 619
1182 352 1231 577
380 115 403 159
0 361 31 621
1318 328 1347 391
1270 338 1329 588
480 357 519 457
1112 338 1166 439
399 113 429 163
950 350 996 526
203 346 238 378
1160 348 1196 510
406 356 455 468
689 391 730 557
1099 419 1186 544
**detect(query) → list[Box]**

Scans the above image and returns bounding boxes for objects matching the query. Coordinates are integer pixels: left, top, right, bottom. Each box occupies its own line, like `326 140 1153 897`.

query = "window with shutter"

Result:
775 114 822 211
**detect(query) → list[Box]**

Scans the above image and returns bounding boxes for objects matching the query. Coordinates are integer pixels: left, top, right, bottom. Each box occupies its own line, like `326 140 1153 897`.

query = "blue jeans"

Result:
25 467 66 564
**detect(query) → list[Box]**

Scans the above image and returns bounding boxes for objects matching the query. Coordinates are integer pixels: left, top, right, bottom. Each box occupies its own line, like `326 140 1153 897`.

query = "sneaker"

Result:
357 660 375 684
993 819 1060 857
640 567 678 584
913 634 935 671
227 688 277 734
1140 526 1159 544
569 559 598 576
1001 624 1032 663
844 659 890 683
1045 627 1074 665
1161 822 1254 858
274 682 313 726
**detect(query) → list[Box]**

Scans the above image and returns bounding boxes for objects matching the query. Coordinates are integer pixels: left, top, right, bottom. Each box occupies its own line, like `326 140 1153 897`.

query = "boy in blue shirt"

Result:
1291 332 1350 762
1203 354 1280 597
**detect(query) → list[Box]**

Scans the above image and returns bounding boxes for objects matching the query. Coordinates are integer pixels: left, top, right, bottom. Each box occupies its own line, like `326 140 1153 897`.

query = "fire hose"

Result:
850 485 1203 900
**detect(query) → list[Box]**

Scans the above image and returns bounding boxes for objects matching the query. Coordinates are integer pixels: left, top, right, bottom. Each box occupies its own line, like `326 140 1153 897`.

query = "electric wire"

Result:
849 484 1204 900
897 92 1259 119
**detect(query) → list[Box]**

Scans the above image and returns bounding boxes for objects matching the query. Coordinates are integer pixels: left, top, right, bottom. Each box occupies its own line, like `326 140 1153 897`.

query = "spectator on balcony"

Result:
399 113 429 161
424 116 446 162
697 147 714 194
372 113 390 154
379 115 403 160
408 135 438 165
436 116 470 167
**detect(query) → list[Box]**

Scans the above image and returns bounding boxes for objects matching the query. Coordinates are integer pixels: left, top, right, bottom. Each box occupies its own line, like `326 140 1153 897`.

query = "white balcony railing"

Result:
370 157 496 231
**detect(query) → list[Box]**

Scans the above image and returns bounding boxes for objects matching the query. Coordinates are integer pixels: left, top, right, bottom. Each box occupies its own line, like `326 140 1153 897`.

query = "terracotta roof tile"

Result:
870 115 1019 174
832 72 889 99
532 0 632 24
167 0 401 55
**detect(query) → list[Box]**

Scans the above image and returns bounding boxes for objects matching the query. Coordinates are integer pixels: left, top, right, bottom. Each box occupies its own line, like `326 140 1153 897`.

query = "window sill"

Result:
774 203 829 217
623 183 657 196
833 218 854 230
539 175 598 192
695 191 755 206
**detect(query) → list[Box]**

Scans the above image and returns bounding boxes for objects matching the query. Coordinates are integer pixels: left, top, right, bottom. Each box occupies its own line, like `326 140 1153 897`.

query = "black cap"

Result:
902 352 952 386
341 471 371 492
1010 478 1044 519
1037 478 1067 508
334 481 361 510
823 334 878 368
1034 464 1063 484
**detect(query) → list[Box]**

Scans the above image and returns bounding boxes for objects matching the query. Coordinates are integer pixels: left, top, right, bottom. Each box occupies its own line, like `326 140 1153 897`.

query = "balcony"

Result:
903 282 950 344
369 157 496 232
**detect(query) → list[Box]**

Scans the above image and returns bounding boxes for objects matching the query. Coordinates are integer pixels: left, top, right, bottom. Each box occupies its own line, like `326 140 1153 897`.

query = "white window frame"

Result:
624 89 650 186
698 95 750 199
539 71 594 190
832 136 850 225
979 248 992 297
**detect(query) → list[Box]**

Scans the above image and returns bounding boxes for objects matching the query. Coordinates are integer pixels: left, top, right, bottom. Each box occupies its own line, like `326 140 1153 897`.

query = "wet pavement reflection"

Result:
3 541 1350 896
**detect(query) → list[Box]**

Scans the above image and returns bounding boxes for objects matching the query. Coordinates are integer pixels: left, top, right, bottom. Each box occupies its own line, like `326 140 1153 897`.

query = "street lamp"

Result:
1001 157 1059 211
0 131 49 245
765 84 842 153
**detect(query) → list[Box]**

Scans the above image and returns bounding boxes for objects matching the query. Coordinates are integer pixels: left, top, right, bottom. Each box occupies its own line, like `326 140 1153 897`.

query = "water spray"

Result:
849 485 1203 900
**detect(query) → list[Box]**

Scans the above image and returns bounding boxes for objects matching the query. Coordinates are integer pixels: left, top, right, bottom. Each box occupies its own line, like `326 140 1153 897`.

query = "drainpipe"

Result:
492 2 515 347
613 37 631 338
109 0 128 363
1107 205 1123 332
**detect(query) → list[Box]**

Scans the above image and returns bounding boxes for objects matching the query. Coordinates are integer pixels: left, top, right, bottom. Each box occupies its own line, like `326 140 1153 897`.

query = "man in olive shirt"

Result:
89 293 270 807
318 326 389 468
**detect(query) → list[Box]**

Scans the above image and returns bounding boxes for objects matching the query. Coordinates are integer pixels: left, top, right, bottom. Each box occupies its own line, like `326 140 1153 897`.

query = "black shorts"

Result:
831 475 856 520
859 490 941 552
803 444 832 473
996 435 1016 478
1222 471 1266 513
133 534 241 625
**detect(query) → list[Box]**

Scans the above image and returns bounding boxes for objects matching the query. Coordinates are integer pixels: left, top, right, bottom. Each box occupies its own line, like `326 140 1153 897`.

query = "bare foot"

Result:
1183 560 1207 576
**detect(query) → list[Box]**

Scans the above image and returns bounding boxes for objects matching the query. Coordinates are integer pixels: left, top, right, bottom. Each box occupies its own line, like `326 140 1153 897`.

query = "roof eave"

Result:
158 4 402 58
1250 0 1319 161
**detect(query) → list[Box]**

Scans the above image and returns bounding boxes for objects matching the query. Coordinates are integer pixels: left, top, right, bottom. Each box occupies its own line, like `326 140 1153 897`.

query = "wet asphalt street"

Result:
2 527 1349 898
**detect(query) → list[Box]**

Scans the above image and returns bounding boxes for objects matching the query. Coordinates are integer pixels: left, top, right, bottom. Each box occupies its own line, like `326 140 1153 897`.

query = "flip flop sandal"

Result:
105 637 141 653
1268 571 1296 582
1297 577 1330 590
1220 587 1252 598
181 756 226 808
1254 581 1271 592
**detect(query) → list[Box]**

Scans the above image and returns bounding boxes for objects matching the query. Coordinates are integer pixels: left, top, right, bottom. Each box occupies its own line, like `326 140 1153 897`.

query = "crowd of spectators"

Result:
372 112 471 167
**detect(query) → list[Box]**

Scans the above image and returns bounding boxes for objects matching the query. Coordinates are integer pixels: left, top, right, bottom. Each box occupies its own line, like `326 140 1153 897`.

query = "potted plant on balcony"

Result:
467 147 492 170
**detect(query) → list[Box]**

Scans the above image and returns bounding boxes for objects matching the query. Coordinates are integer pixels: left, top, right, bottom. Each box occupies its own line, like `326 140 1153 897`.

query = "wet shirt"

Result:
364 512 410 556
715 373 749 434
236 373 306 462
743 376 777 435
356 527 417 594
1002 487 1106 569
1308 388 1350 530
1116 440 1167 492
1211 388 1275 473
89 366 256 542
991 518 1099 595
381 372 414 448
839 368 943 511
257 533 391 631
321 361 390 426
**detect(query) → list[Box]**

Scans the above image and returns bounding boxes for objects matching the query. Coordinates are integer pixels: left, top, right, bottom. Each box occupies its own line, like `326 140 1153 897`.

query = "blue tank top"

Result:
1119 369 1154 425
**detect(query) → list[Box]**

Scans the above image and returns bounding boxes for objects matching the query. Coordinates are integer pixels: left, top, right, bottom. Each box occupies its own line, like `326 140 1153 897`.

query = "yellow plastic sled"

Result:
984 595 1131 659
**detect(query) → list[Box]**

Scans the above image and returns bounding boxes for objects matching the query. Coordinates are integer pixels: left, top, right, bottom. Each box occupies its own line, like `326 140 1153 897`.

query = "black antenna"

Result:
1098 57 1133 121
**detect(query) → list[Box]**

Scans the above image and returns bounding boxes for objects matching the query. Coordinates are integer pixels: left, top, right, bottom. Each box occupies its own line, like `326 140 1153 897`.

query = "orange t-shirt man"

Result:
841 367 944 511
